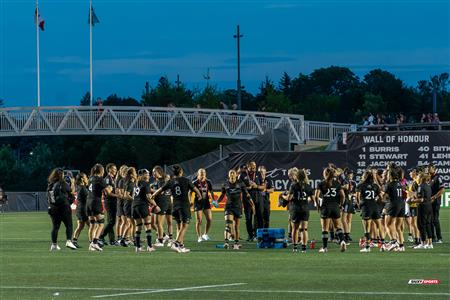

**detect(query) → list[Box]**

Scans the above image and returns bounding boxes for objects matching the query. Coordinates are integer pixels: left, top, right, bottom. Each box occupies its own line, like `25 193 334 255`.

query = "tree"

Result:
363 69 409 113
0 145 24 189
278 72 292 97
80 92 90 106
193 85 221 109
103 94 139 106
309 66 359 96
141 76 194 107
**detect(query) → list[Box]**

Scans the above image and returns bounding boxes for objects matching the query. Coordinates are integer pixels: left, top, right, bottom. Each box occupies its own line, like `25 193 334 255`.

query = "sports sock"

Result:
322 231 328 248
146 230 152 247
93 238 98 244
336 228 345 243
134 233 141 248
301 244 306 251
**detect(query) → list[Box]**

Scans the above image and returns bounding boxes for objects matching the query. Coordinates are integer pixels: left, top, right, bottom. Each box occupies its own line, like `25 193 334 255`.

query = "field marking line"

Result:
195 289 450 296
92 283 247 298
0 286 157 291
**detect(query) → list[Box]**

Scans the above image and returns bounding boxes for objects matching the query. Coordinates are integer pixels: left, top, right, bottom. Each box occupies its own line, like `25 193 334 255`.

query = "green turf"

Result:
0 210 449 300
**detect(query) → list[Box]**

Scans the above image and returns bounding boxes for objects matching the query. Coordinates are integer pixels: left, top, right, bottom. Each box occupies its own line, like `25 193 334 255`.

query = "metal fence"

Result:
0 106 356 143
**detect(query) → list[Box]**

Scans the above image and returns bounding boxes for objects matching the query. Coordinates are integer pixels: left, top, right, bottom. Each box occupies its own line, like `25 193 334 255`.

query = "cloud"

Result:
47 56 87 65
223 56 297 65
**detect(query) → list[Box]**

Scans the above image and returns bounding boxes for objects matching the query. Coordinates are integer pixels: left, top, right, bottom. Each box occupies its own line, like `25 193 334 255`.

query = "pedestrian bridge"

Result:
0 106 355 143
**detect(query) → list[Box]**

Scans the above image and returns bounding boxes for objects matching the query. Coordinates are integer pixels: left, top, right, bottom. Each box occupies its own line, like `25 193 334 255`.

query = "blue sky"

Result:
1 0 449 107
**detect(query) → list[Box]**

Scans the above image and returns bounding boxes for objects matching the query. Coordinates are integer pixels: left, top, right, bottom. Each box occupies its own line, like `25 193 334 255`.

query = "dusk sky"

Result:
1 0 449 107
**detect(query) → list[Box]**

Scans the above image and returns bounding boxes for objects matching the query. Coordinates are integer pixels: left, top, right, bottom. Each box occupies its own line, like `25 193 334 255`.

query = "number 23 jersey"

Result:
318 180 341 205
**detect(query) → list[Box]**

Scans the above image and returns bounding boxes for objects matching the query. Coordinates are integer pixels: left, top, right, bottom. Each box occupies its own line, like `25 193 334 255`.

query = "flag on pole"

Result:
89 6 100 26
34 8 45 31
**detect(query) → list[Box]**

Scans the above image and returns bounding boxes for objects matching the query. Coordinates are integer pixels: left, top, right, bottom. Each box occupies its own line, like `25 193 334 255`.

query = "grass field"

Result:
0 210 449 300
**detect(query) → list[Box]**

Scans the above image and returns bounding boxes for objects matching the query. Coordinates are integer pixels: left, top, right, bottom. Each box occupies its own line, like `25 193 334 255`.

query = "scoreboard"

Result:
345 131 450 188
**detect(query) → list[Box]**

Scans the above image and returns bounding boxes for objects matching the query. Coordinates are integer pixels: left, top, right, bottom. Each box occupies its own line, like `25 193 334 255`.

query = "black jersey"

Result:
417 183 432 204
151 179 172 200
192 178 213 201
77 185 88 207
87 176 107 202
384 181 404 204
356 182 380 205
47 181 71 206
124 180 136 199
117 178 125 190
133 180 151 205
430 174 444 196
161 176 195 209
289 182 313 207
260 177 273 198
104 174 116 201
318 180 342 205
221 181 248 209
238 172 250 187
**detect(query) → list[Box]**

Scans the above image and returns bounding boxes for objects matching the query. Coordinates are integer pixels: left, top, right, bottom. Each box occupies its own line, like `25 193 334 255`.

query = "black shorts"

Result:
155 197 171 215
123 201 132 218
343 200 355 214
87 199 103 216
116 199 125 216
290 207 309 223
132 203 150 219
76 206 88 222
167 201 173 215
407 207 418 218
360 203 381 220
225 206 242 219
320 203 341 219
172 207 191 224
194 198 211 211
386 202 405 218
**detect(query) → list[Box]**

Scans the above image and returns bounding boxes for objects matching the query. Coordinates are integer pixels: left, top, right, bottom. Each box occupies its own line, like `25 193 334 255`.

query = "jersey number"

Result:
396 188 402 197
174 186 182 196
365 190 375 200
134 187 140 197
88 184 93 192
324 188 337 197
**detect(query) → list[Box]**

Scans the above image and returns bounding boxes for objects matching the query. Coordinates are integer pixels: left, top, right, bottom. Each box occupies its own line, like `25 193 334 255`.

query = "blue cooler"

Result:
256 228 286 249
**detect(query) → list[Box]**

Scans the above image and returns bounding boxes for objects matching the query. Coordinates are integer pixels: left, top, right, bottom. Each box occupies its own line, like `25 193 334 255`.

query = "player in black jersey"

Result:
341 169 356 243
283 169 314 253
99 163 119 246
238 163 256 241
115 165 128 246
356 169 384 253
192 168 216 243
409 172 434 249
315 167 346 253
47 168 77 251
151 166 173 247
151 165 202 253
72 172 89 248
381 165 406 252
132 169 160 252
429 164 444 243
406 168 420 246
123 167 136 246
217 169 254 249
258 166 274 228
87 164 113 251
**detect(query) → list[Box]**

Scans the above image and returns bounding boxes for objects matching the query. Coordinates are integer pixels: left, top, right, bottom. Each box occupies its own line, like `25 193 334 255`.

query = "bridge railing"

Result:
0 106 357 143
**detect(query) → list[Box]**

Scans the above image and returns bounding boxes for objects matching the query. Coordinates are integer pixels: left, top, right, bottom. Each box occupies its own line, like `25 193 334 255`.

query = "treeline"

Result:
83 66 449 123
0 136 233 191
1 66 449 191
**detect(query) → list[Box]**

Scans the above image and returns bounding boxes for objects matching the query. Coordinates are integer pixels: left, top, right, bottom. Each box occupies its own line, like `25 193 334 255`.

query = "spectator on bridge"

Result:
219 101 228 110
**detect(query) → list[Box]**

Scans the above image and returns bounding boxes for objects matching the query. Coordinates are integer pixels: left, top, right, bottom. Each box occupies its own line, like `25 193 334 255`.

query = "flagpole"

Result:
36 0 41 107
89 0 93 106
